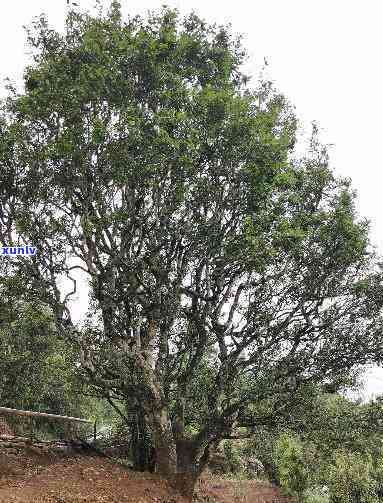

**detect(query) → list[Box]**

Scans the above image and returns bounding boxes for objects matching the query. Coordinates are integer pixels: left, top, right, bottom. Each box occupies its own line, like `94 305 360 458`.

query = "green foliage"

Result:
303 487 330 503
243 427 279 481
327 450 378 503
1 301 61 406
274 432 309 501
372 455 383 500
0 280 94 438
222 440 243 474
243 388 383 500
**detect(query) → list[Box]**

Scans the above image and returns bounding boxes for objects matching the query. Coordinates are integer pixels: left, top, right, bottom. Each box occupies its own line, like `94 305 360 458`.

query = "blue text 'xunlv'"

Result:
0 246 37 256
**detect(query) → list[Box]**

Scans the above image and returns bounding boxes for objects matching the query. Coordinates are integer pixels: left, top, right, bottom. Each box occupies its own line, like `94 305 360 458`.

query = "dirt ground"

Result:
0 448 293 502
0 418 14 437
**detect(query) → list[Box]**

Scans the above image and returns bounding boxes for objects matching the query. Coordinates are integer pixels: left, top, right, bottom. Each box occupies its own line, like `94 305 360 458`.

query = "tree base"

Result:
169 471 200 503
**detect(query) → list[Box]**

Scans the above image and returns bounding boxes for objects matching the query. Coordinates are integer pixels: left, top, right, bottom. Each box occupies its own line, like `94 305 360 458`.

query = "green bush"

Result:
243 427 279 482
372 456 383 499
274 432 309 502
222 440 243 474
303 486 330 503
327 450 378 503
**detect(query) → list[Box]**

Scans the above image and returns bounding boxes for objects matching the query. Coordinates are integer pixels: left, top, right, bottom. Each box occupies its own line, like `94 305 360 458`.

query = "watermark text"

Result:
0 246 37 256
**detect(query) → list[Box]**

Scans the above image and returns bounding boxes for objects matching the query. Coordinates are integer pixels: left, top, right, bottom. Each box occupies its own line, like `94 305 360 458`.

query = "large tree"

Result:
1 2 383 499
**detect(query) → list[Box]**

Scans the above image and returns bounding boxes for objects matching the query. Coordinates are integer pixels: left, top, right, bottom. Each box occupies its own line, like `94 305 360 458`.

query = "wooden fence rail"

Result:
0 406 92 424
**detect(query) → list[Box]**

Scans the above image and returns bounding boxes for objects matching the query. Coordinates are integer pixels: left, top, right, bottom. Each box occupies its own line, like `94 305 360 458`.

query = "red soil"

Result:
0 445 293 502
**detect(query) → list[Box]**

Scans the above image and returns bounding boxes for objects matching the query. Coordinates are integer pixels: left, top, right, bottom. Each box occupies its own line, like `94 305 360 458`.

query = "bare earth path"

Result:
0 447 293 502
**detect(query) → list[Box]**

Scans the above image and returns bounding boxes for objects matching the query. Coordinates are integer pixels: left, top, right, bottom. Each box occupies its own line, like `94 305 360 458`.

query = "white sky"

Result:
1 0 382 400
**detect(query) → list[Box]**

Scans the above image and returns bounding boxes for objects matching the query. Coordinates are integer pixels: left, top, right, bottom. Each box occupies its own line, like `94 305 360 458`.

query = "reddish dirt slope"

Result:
198 478 293 503
0 450 293 503
0 418 14 437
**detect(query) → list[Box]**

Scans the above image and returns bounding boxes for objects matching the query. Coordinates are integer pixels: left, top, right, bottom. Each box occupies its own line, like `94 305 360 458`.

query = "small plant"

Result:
372 456 383 499
274 432 309 502
222 441 243 474
303 486 330 503
327 450 378 503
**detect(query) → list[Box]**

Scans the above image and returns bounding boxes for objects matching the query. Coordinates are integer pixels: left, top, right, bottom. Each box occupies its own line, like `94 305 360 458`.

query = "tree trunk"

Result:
148 408 178 477
171 438 202 502
136 357 211 501
130 404 155 472
149 413 203 501
170 471 200 503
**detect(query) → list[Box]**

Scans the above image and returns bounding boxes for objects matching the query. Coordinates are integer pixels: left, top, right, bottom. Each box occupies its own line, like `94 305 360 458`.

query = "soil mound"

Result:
0 444 293 502
0 417 14 437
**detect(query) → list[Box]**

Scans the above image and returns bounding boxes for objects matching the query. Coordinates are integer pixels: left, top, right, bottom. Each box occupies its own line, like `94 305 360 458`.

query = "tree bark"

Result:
170 471 200 503
171 439 202 502
148 411 204 501
135 346 214 501
148 407 178 478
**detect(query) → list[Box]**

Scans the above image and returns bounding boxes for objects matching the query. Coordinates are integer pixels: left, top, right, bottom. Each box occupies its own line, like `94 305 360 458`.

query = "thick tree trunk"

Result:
170 471 200 503
171 439 202 502
148 408 178 477
159 436 214 502
136 351 213 501
130 404 155 472
149 414 204 501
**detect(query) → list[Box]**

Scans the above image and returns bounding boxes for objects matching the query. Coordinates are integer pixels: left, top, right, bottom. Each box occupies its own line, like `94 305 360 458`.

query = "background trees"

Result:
0 273 90 438
0 2 383 500
240 386 383 502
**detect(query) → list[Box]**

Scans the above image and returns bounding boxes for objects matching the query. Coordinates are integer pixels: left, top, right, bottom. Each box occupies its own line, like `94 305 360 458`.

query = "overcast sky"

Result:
1 0 382 400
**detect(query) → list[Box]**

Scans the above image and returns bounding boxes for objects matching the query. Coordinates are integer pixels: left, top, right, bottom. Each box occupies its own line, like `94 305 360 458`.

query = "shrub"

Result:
372 456 383 499
303 486 330 503
222 441 244 474
274 432 309 502
327 450 378 503
243 427 279 482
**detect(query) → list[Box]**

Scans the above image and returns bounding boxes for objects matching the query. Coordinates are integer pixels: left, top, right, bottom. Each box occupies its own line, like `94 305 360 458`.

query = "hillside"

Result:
0 440 293 503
